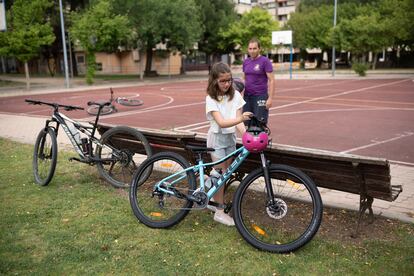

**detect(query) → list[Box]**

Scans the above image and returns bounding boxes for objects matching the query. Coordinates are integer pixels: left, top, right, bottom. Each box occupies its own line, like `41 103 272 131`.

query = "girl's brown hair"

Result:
207 62 234 101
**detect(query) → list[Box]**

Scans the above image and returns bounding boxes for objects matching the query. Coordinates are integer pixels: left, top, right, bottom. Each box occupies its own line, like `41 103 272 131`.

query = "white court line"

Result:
275 79 353 93
175 121 212 130
268 79 411 111
160 87 205 92
179 106 414 131
177 79 411 131
270 106 414 117
341 132 414 154
390 160 414 166
81 96 205 120
81 94 175 120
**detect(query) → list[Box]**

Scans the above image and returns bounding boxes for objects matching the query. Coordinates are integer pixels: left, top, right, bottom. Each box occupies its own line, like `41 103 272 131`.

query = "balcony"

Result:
277 6 296 15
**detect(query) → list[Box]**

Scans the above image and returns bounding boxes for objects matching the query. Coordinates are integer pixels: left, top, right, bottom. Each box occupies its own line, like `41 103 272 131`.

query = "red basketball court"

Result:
1 78 413 165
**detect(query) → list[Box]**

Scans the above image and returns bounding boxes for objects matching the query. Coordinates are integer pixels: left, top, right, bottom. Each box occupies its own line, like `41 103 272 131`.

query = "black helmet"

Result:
232 78 245 92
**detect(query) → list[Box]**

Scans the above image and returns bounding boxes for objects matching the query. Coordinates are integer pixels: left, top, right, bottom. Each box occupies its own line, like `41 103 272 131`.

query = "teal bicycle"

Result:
129 116 323 253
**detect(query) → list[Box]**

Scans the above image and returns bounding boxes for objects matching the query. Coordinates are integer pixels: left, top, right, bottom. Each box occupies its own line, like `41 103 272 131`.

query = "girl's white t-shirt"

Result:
206 91 245 134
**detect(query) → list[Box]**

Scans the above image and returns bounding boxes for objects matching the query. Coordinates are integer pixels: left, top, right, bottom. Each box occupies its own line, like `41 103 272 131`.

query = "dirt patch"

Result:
316 206 413 244
120 183 414 246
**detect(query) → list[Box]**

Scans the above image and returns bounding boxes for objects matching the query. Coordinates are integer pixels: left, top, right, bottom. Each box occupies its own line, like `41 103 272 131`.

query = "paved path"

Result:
1 72 413 224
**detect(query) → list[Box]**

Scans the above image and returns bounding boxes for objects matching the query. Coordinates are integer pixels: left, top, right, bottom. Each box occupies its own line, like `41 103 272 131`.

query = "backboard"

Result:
272 30 292 45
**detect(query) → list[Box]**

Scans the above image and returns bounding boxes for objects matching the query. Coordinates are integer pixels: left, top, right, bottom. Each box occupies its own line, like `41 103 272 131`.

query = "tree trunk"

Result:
144 46 157 77
86 51 96 85
372 52 378 70
47 57 56 77
24 61 30 90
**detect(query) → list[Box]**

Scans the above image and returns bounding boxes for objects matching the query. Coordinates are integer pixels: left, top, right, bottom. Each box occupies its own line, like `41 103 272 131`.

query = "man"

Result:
242 38 275 123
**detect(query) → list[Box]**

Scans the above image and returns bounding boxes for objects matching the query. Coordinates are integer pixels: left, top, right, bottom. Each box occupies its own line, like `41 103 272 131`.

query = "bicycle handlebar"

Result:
25 99 84 111
247 115 271 135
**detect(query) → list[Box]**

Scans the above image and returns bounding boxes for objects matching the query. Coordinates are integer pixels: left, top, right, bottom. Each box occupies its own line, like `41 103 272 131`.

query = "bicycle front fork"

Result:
260 153 276 204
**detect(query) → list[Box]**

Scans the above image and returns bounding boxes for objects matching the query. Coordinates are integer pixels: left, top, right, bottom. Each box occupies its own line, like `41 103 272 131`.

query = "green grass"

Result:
1 138 413 275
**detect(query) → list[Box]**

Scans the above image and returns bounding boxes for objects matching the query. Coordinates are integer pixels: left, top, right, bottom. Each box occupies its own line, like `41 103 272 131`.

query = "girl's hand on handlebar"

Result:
241 112 253 121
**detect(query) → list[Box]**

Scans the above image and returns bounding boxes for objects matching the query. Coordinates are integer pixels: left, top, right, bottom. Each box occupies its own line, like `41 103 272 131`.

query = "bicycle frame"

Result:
155 146 252 200
44 105 121 163
49 112 95 158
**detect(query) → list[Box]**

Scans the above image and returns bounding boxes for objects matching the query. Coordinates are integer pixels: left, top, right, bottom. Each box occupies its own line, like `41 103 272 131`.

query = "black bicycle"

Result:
86 87 144 116
25 99 152 188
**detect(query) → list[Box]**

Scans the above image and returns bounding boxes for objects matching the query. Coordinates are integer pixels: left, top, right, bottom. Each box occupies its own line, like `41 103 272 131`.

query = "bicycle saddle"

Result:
87 101 111 107
185 145 215 153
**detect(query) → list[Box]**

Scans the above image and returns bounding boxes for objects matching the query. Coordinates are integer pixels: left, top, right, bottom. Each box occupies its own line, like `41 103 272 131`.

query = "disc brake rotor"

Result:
266 198 288 219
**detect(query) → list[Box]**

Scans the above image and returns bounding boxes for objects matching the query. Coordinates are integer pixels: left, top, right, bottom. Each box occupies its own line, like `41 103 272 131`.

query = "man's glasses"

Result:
218 78 233 84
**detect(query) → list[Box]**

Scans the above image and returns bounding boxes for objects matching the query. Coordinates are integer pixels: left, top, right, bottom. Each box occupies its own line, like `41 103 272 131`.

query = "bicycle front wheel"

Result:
233 164 323 253
86 105 114 116
33 127 58 186
96 126 152 188
116 98 143 106
129 152 196 228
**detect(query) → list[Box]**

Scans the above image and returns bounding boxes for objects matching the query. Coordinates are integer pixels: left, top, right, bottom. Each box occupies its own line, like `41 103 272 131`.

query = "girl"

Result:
205 62 252 226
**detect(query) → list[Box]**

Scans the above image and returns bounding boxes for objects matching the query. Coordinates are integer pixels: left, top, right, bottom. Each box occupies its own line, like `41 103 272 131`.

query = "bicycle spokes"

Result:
129 152 196 228
234 165 322 253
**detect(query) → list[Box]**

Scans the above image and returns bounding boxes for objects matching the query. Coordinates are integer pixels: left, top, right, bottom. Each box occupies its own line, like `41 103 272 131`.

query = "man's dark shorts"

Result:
243 94 269 124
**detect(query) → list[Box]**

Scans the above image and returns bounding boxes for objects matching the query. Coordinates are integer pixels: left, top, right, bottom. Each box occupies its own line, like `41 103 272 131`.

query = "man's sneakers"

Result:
213 209 235 226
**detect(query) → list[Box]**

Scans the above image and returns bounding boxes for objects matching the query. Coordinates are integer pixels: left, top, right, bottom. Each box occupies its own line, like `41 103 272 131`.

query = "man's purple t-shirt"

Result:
243 56 273 96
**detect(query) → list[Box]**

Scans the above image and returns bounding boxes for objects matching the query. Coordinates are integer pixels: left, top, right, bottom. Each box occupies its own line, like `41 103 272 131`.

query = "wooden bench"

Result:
97 124 403 235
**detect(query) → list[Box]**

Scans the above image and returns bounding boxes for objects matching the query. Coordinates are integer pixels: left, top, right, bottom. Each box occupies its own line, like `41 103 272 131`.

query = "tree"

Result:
194 0 238 63
114 0 203 76
378 0 414 66
286 5 333 67
335 7 389 65
69 0 130 84
0 0 55 89
40 0 90 77
289 0 414 69
220 7 279 53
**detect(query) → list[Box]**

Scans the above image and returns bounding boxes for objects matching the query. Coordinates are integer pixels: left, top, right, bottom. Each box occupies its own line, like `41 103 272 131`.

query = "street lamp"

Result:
331 0 338 77
59 0 70 88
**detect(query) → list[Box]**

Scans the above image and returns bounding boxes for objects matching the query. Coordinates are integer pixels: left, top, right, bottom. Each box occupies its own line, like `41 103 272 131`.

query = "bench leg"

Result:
352 195 374 238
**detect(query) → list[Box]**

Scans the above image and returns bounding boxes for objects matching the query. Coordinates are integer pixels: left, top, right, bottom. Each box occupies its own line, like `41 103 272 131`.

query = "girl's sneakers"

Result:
213 209 235 226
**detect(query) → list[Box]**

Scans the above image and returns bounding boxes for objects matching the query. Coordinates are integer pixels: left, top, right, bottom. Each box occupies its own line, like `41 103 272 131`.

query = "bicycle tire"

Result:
33 127 58 186
233 164 323 253
116 98 143 107
86 105 114 116
129 152 196 228
95 126 152 188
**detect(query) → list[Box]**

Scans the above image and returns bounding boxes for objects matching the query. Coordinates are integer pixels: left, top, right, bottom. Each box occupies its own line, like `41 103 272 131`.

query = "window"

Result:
77 55 85 64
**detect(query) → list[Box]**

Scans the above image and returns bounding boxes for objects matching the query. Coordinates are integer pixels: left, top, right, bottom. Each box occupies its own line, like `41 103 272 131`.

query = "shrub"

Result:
352 63 369 76
232 59 243 65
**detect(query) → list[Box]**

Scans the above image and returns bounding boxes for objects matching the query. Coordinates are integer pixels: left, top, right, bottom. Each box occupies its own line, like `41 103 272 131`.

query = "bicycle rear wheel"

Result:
96 126 152 188
116 98 143 106
86 105 114 116
233 164 323 253
129 152 196 228
33 127 58 186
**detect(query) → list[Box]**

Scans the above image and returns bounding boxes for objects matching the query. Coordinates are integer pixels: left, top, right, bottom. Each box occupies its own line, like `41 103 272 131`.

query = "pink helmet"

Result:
242 131 269 153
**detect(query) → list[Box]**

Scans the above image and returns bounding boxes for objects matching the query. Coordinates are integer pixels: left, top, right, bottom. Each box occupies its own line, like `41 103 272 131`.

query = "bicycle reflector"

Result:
242 131 269 153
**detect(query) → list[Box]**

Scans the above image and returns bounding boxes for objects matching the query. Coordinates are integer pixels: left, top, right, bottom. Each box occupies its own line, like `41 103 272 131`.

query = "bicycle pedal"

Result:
224 202 232 214
69 157 87 163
